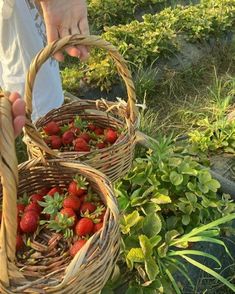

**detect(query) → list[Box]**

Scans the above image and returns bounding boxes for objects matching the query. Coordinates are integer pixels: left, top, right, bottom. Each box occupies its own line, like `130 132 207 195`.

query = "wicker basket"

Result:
23 34 139 182
0 94 120 293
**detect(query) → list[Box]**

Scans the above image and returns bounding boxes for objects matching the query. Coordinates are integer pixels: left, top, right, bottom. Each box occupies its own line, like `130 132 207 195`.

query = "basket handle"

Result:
0 93 22 286
24 33 137 124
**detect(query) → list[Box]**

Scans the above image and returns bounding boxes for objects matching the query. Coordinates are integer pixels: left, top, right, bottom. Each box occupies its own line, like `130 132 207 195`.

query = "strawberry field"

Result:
11 0 235 293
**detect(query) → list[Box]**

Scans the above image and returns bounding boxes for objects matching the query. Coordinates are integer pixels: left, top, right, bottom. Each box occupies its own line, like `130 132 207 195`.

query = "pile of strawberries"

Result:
41 116 120 151
0 174 106 258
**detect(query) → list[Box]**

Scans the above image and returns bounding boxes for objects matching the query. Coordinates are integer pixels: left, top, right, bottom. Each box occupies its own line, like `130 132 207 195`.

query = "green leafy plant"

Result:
103 204 235 293
104 138 235 292
61 66 84 94
116 139 235 233
88 0 165 32
185 73 235 155
63 0 235 91
188 117 235 154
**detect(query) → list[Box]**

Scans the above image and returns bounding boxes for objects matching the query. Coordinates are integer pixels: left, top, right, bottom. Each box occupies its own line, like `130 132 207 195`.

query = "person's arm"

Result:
39 0 89 61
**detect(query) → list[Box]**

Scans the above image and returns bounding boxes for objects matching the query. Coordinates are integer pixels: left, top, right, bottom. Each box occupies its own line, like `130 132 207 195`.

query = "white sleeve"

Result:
0 0 15 19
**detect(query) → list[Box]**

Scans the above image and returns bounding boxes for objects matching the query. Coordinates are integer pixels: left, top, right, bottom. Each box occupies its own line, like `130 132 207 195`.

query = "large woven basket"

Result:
23 34 139 182
0 94 120 293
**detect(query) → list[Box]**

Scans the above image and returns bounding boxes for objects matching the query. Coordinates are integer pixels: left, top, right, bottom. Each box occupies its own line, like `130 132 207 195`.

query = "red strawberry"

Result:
30 193 44 203
75 218 94 237
44 137 51 145
94 127 104 135
69 239 87 257
24 202 42 215
20 211 39 233
60 208 77 220
105 128 117 144
50 135 62 149
60 207 78 227
80 202 96 214
63 196 81 212
56 208 77 227
62 131 75 145
69 123 81 135
38 187 50 196
17 216 21 232
17 203 26 215
74 138 90 152
93 222 103 233
16 234 24 251
87 123 96 132
79 133 91 143
68 175 88 197
96 142 106 149
48 187 62 196
43 121 60 135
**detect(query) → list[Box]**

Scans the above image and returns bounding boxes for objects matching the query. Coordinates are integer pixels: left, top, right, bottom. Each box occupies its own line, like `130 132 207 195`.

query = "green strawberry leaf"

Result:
142 212 162 238
151 194 172 204
198 170 212 184
139 235 153 257
145 256 159 281
169 171 183 186
185 192 197 203
182 214 191 226
126 248 145 267
207 179 221 192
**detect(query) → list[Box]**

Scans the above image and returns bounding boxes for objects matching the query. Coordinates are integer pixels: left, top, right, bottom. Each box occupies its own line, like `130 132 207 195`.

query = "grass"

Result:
136 43 235 139
188 263 235 294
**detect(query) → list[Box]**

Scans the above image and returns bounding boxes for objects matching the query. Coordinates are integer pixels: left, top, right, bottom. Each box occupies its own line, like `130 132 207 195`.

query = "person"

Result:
0 0 89 121
8 92 26 137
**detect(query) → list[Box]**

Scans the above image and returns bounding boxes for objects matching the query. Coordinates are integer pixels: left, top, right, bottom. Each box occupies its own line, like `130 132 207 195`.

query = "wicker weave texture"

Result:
23 35 139 182
0 94 120 293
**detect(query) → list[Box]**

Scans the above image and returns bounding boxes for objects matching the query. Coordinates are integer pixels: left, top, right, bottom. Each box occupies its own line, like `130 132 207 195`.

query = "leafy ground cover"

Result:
61 0 235 92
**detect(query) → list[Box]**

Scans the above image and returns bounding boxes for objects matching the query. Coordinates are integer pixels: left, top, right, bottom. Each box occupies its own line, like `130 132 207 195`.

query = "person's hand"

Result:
8 92 26 137
40 0 89 61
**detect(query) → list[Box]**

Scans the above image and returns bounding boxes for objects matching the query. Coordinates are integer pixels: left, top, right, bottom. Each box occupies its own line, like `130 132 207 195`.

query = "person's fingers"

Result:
68 23 82 57
79 17 89 35
77 45 89 61
59 25 80 57
12 98 25 118
13 115 26 137
46 23 64 61
8 92 21 104
78 18 90 60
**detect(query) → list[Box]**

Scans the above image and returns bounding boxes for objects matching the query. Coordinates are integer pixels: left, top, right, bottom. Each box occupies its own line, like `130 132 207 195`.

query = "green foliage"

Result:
88 0 164 32
44 213 74 239
184 74 235 155
67 0 235 91
110 137 235 292
112 194 235 293
116 140 235 233
39 193 64 219
61 66 83 94
134 63 159 101
188 117 235 154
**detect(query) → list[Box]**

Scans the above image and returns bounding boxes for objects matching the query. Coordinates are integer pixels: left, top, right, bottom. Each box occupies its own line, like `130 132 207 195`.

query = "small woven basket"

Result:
0 93 120 293
23 34 139 182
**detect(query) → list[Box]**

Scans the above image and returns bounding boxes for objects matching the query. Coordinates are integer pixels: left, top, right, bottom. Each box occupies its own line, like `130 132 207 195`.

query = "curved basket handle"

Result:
24 34 137 153
0 93 23 286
